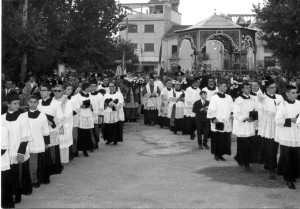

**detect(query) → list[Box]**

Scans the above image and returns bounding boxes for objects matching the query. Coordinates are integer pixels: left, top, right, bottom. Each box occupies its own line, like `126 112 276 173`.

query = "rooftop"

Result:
164 24 191 38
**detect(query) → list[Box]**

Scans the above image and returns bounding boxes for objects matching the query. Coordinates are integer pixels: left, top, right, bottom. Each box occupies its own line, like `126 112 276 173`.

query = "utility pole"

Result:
21 0 28 81
122 17 128 74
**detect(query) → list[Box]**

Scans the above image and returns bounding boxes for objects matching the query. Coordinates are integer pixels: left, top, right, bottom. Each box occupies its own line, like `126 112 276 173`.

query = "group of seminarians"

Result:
1 80 125 208
143 72 300 190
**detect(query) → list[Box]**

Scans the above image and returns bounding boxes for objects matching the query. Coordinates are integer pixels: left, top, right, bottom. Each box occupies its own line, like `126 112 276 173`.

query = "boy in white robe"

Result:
184 77 201 139
1 94 32 204
1 123 14 208
38 83 64 175
258 79 284 180
207 79 233 161
53 85 73 164
26 95 50 187
233 82 257 172
275 85 300 189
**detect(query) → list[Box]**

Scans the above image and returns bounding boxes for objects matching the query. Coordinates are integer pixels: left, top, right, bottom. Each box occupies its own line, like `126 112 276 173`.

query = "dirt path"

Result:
17 120 300 208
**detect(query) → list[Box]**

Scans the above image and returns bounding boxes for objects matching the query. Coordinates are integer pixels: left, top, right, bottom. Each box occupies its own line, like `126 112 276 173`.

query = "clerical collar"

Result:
250 92 257 96
6 110 21 121
91 91 98 96
241 94 250 99
175 89 181 92
102 84 109 88
80 91 89 98
28 110 40 119
191 86 198 90
217 92 225 98
110 91 117 94
67 95 72 100
207 86 216 91
167 87 172 91
266 92 276 99
285 98 295 104
42 97 53 106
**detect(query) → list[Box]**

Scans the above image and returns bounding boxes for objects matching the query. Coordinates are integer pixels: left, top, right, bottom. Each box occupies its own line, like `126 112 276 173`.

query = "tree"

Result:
62 0 126 71
253 1 300 72
113 38 139 73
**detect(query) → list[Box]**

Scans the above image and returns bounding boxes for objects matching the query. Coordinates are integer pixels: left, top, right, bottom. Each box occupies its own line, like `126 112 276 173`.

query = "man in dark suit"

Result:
192 91 210 149
1 79 14 114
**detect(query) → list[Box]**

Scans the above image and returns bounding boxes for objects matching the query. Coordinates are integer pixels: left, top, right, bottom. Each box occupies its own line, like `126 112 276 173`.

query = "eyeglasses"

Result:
53 90 63 92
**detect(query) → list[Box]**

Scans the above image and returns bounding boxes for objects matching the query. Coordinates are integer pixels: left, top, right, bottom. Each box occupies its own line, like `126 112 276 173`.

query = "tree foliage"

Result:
2 0 127 81
253 0 300 72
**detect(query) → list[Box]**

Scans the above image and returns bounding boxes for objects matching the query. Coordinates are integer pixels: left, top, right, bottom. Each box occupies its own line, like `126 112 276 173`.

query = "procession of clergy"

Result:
2 71 300 208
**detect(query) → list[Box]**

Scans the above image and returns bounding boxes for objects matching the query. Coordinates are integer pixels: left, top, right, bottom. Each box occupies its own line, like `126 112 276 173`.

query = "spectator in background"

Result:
19 86 31 112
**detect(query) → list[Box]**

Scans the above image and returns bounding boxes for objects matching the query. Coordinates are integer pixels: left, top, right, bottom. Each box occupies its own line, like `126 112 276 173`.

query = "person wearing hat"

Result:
142 74 161 125
184 77 201 140
258 79 284 180
168 80 185 134
1 94 32 204
158 79 172 128
275 85 300 189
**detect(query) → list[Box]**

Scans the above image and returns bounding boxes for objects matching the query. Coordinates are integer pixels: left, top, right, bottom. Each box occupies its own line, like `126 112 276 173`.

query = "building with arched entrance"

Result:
174 13 257 73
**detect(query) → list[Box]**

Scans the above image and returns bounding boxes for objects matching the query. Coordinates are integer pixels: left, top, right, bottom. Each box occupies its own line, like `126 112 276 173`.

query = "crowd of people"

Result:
1 68 300 208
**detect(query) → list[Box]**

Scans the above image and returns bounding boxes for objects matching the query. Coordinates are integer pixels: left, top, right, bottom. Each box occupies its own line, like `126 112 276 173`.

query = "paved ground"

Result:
17 119 300 208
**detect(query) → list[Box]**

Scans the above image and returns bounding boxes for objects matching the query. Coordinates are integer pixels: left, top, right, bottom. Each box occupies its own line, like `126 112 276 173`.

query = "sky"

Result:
119 0 265 25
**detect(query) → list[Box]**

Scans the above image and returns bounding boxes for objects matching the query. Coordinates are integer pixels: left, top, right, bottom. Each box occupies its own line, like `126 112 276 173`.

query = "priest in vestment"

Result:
275 85 300 189
258 79 284 179
168 80 185 134
158 79 172 128
142 74 160 125
207 80 233 161
103 82 125 145
233 82 257 172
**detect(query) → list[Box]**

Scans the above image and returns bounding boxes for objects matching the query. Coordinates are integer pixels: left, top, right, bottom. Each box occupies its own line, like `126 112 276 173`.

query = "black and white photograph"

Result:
1 0 300 208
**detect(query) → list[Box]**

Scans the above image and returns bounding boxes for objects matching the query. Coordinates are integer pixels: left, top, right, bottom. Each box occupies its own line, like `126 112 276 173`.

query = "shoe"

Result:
94 144 99 149
15 195 21 204
83 151 89 157
269 171 276 180
245 166 252 172
173 131 177 135
287 181 296 189
113 142 118 145
61 165 64 172
199 145 204 149
105 141 111 145
73 151 79 157
33 182 40 188
89 148 94 152
214 154 219 161
219 155 226 161
190 133 196 140
203 144 209 149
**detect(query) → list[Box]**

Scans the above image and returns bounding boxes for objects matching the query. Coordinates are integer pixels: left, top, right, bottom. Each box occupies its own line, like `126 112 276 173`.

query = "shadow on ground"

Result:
196 165 287 189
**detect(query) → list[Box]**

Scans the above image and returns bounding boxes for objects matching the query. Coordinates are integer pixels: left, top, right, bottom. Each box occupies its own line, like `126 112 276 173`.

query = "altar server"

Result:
201 76 218 101
38 83 64 174
233 82 257 172
258 79 284 179
275 85 300 189
26 95 50 187
103 82 125 145
207 79 233 161
2 94 32 204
